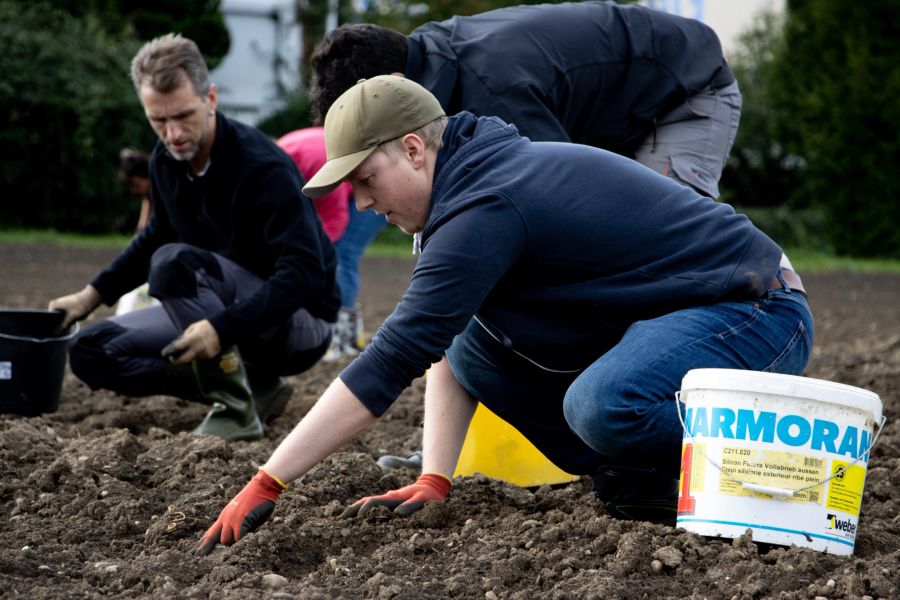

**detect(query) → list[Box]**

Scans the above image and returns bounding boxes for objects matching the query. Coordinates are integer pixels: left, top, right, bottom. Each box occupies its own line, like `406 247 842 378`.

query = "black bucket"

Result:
0 309 77 416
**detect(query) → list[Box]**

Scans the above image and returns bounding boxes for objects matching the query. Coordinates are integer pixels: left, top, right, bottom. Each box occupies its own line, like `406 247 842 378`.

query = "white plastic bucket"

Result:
676 369 884 556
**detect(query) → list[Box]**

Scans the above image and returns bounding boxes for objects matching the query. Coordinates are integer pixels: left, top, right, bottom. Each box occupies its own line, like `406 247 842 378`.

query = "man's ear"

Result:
206 83 218 114
402 133 427 168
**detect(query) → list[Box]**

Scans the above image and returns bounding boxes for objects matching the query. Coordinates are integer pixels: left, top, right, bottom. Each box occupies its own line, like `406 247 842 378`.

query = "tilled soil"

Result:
1 242 898 599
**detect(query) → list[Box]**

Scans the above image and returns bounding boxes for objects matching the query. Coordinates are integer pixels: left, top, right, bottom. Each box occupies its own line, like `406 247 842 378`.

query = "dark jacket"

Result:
407 0 734 154
341 113 781 415
91 113 340 347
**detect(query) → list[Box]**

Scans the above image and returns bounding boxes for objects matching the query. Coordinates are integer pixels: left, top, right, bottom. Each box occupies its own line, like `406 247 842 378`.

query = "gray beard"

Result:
166 145 197 162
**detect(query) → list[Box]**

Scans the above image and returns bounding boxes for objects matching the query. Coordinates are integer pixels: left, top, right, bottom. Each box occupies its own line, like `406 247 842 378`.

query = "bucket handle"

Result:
675 391 887 499
0 322 80 344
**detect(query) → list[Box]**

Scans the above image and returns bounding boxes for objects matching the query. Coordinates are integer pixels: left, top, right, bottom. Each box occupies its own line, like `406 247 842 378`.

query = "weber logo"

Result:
0 361 11 380
826 513 857 535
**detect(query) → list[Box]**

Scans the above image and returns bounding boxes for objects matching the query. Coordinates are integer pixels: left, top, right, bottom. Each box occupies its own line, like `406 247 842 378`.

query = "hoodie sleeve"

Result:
339 193 527 416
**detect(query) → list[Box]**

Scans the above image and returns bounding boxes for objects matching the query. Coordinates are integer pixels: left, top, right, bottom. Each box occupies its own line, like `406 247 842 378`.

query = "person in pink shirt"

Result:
278 127 366 360
278 127 350 243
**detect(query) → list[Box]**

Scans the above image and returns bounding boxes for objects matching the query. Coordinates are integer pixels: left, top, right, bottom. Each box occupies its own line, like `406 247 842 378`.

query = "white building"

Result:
642 0 785 58
210 0 302 124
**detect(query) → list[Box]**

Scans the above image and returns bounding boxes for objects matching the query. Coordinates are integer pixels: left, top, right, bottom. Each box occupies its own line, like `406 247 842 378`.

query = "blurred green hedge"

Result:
735 206 829 251
0 2 155 234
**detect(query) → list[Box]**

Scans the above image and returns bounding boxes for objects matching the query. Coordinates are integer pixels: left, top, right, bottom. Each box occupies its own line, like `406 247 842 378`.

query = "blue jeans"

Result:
334 200 387 308
446 285 813 479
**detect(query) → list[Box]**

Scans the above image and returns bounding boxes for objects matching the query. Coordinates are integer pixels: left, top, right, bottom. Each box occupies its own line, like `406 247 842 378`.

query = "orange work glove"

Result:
196 468 286 556
341 473 451 518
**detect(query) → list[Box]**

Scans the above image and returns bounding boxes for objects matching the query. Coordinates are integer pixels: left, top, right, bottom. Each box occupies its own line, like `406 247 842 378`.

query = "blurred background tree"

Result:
30 0 230 67
2 0 898 258
0 0 229 234
0 2 149 233
767 0 900 258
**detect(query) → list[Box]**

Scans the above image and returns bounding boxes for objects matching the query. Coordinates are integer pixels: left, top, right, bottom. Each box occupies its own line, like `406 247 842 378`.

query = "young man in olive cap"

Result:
197 76 812 554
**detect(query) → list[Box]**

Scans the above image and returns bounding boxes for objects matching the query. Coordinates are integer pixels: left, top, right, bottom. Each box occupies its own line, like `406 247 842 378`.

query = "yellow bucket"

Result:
454 403 580 487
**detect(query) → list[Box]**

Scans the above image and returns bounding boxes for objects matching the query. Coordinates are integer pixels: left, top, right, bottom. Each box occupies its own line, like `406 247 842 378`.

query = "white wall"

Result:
643 0 784 58
210 0 301 124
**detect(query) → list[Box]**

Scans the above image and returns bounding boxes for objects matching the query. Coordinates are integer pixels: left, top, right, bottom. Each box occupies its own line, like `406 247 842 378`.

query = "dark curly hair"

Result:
118 148 149 181
309 24 408 124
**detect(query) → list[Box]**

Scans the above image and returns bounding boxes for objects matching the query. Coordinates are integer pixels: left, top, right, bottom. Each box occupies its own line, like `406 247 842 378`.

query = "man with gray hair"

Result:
49 34 340 441
196 76 811 554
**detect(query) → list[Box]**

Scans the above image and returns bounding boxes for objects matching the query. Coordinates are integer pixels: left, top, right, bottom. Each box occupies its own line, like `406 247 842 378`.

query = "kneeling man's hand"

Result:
48 285 102 329
162 319 221 363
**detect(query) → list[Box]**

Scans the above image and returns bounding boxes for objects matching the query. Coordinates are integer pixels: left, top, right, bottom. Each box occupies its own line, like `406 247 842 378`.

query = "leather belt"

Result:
770 268 806 297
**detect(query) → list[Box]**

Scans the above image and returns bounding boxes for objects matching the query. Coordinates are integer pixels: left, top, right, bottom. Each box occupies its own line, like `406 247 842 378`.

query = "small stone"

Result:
525 540 534 549
485 592 499 600
100 491 109 498
322 500 342 517
650 560 664 573
38 565 51 571
826 579 836 588
652 546 683 568
105 565 118 573
262 573 288 588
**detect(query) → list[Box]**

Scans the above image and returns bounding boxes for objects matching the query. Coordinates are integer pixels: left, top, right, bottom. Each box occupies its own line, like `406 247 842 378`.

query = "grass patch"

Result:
3 230 898 271
784 247 900 273
0 229 131 248
364 241 417 258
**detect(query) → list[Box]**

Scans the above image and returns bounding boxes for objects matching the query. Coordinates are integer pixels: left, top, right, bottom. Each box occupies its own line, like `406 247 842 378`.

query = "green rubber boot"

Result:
191 347 264 441
252 377 294 424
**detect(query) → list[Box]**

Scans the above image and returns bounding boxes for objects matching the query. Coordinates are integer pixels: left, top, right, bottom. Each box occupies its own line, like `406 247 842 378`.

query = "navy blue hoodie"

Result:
341 114 782 416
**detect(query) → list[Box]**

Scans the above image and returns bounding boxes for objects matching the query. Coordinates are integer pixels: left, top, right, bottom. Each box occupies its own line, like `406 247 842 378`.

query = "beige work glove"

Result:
48 285 102 329
161 319 221 364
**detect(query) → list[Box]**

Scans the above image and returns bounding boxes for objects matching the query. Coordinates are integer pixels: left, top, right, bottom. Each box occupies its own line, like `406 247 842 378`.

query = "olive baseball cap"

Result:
302 75 446 198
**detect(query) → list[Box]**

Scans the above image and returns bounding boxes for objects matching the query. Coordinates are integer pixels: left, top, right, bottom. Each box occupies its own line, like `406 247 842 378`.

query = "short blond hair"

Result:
130 33 210 95
378 116 448 157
